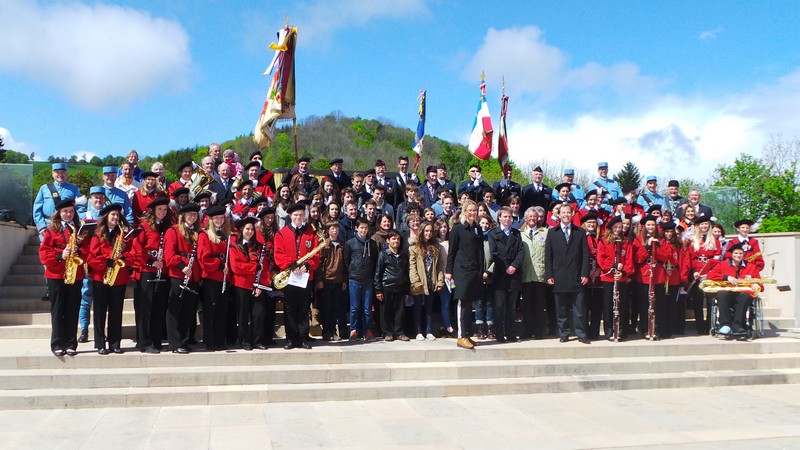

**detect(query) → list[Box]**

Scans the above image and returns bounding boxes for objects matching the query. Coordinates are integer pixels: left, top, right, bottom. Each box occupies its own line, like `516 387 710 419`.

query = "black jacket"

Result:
374 248 409 294
521 183 552 212
544 224 590 293
343 235 379 284
446 221 485 300
488 226 525 292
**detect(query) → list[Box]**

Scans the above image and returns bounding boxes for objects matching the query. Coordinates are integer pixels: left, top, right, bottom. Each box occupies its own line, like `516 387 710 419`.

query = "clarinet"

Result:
612 237 622 342
221 232 233 294
252 240 268 295
647 238 657 341
150 229 166 292
178 242 198 298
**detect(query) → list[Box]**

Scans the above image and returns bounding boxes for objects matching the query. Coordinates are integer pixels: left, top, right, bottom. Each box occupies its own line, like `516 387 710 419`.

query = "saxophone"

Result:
102 229 126 286
700 277 776 294
63 224 83 285
272 234 329 290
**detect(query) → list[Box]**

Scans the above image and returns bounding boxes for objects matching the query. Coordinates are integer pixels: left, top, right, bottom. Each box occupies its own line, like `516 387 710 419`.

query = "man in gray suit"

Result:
544 204 591 344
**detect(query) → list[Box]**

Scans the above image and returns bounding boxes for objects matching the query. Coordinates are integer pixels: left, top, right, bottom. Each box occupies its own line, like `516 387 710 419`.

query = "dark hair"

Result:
356 217 370 228
385 229 402 241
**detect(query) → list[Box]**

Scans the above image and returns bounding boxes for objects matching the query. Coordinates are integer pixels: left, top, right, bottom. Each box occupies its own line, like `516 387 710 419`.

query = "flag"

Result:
412 90 426 172
254 26 297 149
468 76 493 160
498 84 510 172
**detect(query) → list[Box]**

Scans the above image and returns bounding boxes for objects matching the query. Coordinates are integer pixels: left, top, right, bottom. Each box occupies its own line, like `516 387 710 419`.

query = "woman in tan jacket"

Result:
409 221 444 340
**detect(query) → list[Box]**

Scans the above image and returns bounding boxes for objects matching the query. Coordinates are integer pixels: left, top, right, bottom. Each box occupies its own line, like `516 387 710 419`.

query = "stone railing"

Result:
0 222 36 286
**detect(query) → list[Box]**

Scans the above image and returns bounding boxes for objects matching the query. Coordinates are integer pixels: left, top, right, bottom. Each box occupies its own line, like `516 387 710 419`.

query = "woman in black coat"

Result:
445 200 484 349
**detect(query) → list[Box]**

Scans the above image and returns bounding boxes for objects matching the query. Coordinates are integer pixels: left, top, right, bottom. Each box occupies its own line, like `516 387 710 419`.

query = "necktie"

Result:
529 229 534 240
563 226 570 242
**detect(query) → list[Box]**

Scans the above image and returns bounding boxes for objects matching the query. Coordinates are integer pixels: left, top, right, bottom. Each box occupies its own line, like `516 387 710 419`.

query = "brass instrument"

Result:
647 239 657 341
272 235 329 290
190 166 215 200
63 224 83 285
102 228 127 286
700 278 776 294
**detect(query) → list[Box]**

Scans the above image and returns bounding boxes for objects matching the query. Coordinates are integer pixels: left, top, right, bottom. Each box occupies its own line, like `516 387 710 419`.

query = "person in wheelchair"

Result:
707 242 761 337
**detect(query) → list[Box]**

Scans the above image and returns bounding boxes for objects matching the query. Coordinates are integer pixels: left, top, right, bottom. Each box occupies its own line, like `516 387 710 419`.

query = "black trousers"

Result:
660 284 682 338
717 291 752 332
585 285 604 339
132 281 141 347
603 281 629 339
456 298 473 338
493 288 519 340
520 281 547 338
92 281 126 350
234 286 266 346
137 272 168 350
202 279 230 348
381 290 405 338
282 285 311 346
166 277 198 350
554 290 587 340
636 282 665 338
48 278 82 352
545 285 557 335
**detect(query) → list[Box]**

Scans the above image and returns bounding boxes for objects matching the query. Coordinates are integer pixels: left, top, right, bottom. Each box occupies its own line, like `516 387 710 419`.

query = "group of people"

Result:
34 146 765 356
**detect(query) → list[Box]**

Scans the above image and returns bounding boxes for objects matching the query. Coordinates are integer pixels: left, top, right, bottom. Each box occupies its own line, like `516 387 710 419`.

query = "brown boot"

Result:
457 337 475 349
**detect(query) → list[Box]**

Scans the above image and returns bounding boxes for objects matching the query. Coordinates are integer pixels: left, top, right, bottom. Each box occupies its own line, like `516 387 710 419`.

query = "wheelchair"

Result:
708 294 763 340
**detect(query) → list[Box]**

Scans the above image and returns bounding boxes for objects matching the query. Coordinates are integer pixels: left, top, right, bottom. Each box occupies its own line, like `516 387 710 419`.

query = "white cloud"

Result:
699 26 724 40
0 127 35 156
0 0 191 110
463 26 659 100
294 0 430 48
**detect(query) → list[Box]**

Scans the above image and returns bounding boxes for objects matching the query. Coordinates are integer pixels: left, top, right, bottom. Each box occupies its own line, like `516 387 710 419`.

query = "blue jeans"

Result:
438 288 452 329
474 286 493 325
79 277 93 330
348 280 374 337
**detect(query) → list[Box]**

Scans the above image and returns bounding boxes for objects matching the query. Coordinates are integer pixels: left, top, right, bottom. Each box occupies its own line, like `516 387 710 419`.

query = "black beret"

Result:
249 150 262 160
555 183 571 193
141 171 157 179
298 156 310 163
178 161 193 173
172 187 190 198
668 179 680 188
179 203 200 214
612 198 628 205
330 158 343 165
607 215 623 228
437 162 447 170
55 199 75 211
251 196 269 206
244 161 260 172
147 197 169 209
580 213 598 224
285 202 306 215
622 184 638 194
647 205 662 214
193 191 212 202
239 179 253 188
204 204 226 217
728 242 746 252
694 215 711 225
364 168 376 176
584 189 599 198
734 219 754 228
100 203 122 216
660 221 676 231
257 207 276 218
236 217 258 229
641 214 658 224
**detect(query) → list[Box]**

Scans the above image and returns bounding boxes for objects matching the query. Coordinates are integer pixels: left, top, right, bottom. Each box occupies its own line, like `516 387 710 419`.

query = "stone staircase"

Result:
2 235 800 411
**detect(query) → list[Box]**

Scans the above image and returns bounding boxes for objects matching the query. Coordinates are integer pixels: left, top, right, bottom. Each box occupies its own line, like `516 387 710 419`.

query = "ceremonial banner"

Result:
412 90 426 172
254 26 297 149
468 77 492 160
498 87 510 171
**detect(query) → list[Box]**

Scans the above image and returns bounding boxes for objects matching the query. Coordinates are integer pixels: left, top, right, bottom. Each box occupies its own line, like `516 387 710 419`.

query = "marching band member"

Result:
167 161 194 197
665 179 687 215
34 163 85 239
256 207 280 345
591 162 622 211
274 203 321 350
631 215 667 338
573 189 608 229
242 161 276 200
685 216 721 335
707 242 762 337
100 166 135 224
229 217 267 350
197 205 232 351
725 219 765 272
39 199 88 356
87 204 133 355
659 221 684 339
132 171 166 223
597 215 635 340
170 187 191 217
581 213 604 340
131 197 172 353
164 203 202 354
551 169 585 208
637 176 665 211
621 185 646 220
232 180 255 219
77 186 105 343
553 183 580 213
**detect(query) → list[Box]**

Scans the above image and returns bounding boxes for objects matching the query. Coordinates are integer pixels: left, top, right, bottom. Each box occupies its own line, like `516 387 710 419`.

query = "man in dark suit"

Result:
436 163 457 198
457 164 492 202
394 155 420 204
493 165 522 207
208 162 234 205
544 204 591 344
521 165 552 212
328 158 351 190
488 207 524 342
418 165 439 209
373 159 400 208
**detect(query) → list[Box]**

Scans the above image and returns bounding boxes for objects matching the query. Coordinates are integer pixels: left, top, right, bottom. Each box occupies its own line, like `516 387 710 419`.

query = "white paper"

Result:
288 271 309 289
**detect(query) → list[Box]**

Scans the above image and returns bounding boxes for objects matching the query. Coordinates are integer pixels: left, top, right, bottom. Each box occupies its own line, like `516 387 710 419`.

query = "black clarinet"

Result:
179 242 198 298
149 229 166 292
252 241 268 295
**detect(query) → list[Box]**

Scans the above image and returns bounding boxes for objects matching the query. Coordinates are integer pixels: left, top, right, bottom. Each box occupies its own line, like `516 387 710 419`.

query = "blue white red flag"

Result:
412 90 426 171
468 77 492 160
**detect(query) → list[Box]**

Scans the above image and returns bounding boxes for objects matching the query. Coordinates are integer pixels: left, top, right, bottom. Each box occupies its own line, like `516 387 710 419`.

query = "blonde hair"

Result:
691 224 717 252
204 214 231 245
459 200 478 225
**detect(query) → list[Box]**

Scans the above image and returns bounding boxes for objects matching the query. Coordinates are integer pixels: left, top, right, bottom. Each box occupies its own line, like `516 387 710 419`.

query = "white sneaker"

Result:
426 333 436 341
416 333 425 341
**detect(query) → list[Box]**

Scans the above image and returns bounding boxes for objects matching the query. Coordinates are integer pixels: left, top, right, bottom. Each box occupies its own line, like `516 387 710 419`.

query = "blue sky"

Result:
2 0 800 182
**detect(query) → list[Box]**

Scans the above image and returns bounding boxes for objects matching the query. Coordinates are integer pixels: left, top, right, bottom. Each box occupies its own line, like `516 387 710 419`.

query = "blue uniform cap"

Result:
564 169 575 175
52 163 67 171
89 186 106 196
102 166 117 174
646 175 657 182
597 162 608 169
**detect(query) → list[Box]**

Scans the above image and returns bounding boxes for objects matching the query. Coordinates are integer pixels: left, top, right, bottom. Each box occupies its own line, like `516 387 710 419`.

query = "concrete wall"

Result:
0 222 36 286
752 233 799 329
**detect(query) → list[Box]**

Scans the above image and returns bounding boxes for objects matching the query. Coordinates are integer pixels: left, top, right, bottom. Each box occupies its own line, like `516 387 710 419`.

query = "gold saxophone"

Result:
272 235 329 290
103 229 126 286
63 224 83 285
700 277 777 294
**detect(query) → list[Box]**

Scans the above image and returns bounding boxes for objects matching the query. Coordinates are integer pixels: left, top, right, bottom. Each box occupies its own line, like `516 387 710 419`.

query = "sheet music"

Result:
288 271 309 289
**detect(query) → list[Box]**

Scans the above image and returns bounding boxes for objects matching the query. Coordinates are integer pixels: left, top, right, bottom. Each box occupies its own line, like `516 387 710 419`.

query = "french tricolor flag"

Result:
468 80 493 160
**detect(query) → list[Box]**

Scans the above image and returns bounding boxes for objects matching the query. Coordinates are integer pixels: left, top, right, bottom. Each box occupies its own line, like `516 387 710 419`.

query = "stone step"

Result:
22 245 41 256
0 367 798 410
16 255 43 265
0 285 47 297
4 337 800 370
3 352 799 391
3 275 47 286
0 311 138 326
9 265 44 275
